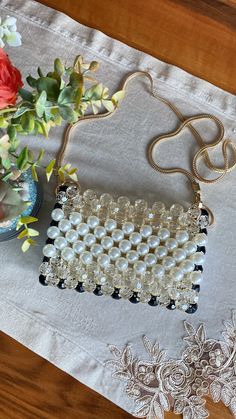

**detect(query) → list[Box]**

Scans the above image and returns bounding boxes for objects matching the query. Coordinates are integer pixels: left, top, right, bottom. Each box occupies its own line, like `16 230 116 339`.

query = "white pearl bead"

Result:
162 256 175 270
104 219 117 232
155 246 168 260
84 233 96 247
190 271 202 284
119 239 131 253
77 222 89 236
190 252 205 265
94 226 106 239
122 222 135 235
51 208 64 222
58 219 71 233
112 229 124 242
61 247 75 261
129 232 142 246
47 226 60 239
144 253 157 267
176 230 189 244
91 243 103 257
73 240 86 254
101 236 114 250
65 229 78 243
80 251 93 265
134 261 146 274
147 235 160 249
69 211 82 225
137 243 149 256
183 241 197 256
169 267 184 281
108 247 121 261
152 264 165 278
193 233 208 247
140 225 152 238
126 250 138 264
87 215 100 229
180 260 195 273
98 254 110 268
173 248 186 263
158 228 170 241
165 238 178 252
116 257 129 271
54 236 67 250
43 244 57 258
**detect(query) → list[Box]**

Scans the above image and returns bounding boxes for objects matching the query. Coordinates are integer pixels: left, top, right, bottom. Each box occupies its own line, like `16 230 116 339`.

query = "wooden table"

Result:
1 1 235 418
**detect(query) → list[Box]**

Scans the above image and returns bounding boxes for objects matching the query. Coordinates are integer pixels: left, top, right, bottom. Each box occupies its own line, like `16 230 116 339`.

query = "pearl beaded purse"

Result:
39 72 236 313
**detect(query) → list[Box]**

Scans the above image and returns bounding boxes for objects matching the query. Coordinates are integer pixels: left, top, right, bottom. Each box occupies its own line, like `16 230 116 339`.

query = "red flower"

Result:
0 48 23 109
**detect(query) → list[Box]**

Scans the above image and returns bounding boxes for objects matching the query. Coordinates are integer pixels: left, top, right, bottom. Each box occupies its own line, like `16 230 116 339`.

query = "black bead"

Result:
39 275 47 286
185 304 198 314
93 285 103 296
112 288 121 299
129 292 140 304
50 220 58 227
57 280 66 289
43 256 49 263
192 284 200 293
75 282 85 293
59 185 68 192
200 228 208 235
54 202 62 209
201 208 209 216
166 300 176 310
148 295 159 306
197 246 206 254
194 265 203 272
46 238 54 244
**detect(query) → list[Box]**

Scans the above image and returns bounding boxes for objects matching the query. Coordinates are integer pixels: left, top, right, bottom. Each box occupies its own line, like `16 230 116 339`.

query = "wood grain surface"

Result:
1 0 236 418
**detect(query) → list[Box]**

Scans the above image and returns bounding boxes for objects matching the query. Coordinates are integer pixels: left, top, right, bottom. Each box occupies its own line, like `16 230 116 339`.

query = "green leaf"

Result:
58 105 78 123
112 90 125 103
13 107 29 118
36 149 44 163
84 83 103 100
17 228 28 239
18 88 34 102
20 216 38 224
35 91 47 118
89 61 99 72
21 112 35 133
7 125 17 141
74 87 83 108
16 146 29 170
0 116 8 129
27 228 39 237
31 164 38 181
46 159 56 181
37 67 44 77
34 120 50 137
69 72 83 89
26 75 37 88
37 77 60 101
1 158 11 170
58 87 74 105
102 100 115 112
54 58 65 76
22 238 36 252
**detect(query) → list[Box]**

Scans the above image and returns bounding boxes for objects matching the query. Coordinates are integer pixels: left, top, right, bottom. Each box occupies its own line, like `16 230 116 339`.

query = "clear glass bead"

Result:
142 271 154 285
119 287 133 299
188 205 201 220
45 273 59 286
98 207 110 221
152 201 165 213
117 196 130 208
135 199 148 212
178 213 189 227
90 198 101 212
66 184 80 198
83 279 96 292
83 189 97 203
160 211 172 225
170 203 184 217
109 202 120 217
56 191 68 204
100 193 113 206
139 290 151 303
39 262 51 276
56 264 69 279
113 274 123 288
101 283 114 295
149 283 162 296
64 276 78 289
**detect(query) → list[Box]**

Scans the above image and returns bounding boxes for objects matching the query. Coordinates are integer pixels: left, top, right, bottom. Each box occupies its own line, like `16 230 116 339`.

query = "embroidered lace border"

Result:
106 311 236 418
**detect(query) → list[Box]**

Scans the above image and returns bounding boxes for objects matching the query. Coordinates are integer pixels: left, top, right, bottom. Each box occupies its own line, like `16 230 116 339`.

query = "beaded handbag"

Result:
39 72 236 313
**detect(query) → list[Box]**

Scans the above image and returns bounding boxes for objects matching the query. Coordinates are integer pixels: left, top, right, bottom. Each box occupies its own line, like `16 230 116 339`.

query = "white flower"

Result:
0 16 22 48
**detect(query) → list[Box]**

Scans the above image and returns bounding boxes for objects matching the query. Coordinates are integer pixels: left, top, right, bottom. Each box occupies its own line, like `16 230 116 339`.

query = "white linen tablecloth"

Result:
0 0 236 417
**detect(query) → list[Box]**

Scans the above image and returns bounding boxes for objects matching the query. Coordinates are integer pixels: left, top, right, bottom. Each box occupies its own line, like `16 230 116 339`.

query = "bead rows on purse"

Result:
39 71 236 313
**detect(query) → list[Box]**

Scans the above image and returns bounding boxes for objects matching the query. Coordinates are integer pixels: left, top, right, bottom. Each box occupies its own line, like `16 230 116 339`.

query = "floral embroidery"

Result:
106 311 236 418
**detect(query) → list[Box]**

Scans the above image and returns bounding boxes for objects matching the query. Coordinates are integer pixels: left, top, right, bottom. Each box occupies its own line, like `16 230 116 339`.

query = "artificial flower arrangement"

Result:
0 16 124 251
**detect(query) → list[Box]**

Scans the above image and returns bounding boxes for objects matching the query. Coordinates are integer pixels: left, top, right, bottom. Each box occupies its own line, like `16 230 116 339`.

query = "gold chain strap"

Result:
56 71 236 223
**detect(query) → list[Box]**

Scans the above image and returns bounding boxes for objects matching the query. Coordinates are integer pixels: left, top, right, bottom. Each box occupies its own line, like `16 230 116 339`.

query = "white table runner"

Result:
0 1 236 417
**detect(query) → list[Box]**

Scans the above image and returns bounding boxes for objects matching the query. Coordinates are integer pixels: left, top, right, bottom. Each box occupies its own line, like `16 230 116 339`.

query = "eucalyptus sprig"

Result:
0 54 125 250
